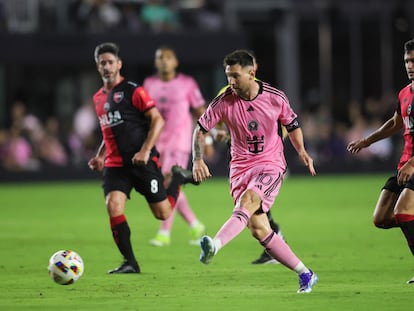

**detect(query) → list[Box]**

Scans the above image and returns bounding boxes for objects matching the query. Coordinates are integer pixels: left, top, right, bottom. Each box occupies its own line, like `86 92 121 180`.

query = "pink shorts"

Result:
159 149 190 175
230 165 285 213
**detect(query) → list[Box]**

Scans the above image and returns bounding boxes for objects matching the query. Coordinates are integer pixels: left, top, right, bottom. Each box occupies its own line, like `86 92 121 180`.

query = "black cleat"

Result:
108 260 141 274
172 165 200 185
251 251 279 265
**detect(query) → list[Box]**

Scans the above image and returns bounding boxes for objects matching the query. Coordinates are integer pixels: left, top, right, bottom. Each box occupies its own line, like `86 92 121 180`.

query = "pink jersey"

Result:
143 73 205 153
198 82 297 175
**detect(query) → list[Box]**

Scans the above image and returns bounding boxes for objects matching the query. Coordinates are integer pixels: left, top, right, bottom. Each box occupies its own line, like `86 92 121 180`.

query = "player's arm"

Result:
347 111 403 154
88 140 105 171
192 124 212 183
286 120 316 176
132 107 165 166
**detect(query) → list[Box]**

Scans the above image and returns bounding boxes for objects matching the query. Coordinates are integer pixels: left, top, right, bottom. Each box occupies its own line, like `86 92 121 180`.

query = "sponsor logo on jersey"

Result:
98 110 124 128
113 92 124 103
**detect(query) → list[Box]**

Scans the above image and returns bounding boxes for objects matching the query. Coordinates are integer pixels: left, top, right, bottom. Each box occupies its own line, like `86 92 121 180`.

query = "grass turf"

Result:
0 174 412 310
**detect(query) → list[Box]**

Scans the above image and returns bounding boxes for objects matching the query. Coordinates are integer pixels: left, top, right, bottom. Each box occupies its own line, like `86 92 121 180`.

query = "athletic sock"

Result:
260 231 301 270
214 207 250 252
176 192 197 224
110 215 137 264
395 214 414 255
160 208 176 231
166 173 181 208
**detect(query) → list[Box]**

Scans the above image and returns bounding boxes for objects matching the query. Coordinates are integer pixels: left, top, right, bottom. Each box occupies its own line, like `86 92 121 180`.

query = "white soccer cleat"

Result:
199 235 216 264
407 275 414 284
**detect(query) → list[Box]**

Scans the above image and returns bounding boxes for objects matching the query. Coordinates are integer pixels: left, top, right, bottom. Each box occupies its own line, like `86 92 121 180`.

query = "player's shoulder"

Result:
176 72 197 84
398 83 412 97
260 81 288 101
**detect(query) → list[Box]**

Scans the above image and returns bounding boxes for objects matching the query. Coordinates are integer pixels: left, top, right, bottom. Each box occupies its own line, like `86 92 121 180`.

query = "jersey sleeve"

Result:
198 98 222 132
132 86 155 112
277 91 298 126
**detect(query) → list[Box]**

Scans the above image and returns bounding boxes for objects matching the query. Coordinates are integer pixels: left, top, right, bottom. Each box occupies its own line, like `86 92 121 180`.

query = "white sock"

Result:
293 262 310 275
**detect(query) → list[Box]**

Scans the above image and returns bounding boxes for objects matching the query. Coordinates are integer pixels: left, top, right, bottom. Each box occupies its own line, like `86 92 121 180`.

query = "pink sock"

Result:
160 208 176 231
215 207 250 248
261 231 300 270
176 192 196 225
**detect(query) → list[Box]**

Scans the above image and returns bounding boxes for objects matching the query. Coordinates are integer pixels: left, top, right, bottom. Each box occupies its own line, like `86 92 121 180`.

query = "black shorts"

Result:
102 156 167 203
382 173 414 194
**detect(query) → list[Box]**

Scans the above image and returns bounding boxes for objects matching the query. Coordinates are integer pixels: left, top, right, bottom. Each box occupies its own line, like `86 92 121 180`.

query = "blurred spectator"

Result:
1 125 39 171
68 101 99 165
71 0 122 33
120 3 142 33
140 0 180 32
37 117 68 166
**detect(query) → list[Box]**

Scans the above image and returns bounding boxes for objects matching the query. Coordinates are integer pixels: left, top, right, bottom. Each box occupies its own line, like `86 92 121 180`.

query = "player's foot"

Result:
251 251 279 264
297 270 318 293
108 260 140 274
149 232 171 246
407 275 414 284
199 235 215 264
189 222 206 245
172 165 200 185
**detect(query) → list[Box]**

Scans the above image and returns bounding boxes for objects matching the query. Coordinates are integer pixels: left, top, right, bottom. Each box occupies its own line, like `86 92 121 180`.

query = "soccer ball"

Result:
48 250 84 285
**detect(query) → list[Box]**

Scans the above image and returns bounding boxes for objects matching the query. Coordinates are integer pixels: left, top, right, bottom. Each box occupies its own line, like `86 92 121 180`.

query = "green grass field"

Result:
0 174 412 310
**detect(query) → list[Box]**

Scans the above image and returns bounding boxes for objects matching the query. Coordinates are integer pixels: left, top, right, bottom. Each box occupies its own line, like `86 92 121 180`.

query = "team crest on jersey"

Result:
113 92 124 103
408 103 412 115
104 102 111 111
248 120 259 131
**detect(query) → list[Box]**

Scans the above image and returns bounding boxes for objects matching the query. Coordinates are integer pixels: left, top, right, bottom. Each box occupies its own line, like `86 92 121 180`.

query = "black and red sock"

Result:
395 213 414 256
110 215 137 264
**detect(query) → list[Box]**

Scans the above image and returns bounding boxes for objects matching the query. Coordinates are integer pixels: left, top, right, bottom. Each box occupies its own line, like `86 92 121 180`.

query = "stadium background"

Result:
0 0 413 182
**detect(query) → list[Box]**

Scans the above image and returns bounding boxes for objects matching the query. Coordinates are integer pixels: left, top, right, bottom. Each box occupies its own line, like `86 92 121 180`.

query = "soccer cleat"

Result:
149 232 171 247
189 222 206 245
251 251 280 264
171 165 200 185
407 275 414 284
297 270 318 293
199 235 216 264
108 260 140 274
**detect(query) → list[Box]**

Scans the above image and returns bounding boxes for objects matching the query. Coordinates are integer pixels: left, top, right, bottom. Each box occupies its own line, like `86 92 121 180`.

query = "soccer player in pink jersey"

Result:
348 39 414 284
143 46 207 246
192 49 318 293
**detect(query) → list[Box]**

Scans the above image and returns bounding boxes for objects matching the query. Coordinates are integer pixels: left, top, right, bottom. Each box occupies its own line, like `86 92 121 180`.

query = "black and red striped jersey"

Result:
93 79 156 167
397 84 414 169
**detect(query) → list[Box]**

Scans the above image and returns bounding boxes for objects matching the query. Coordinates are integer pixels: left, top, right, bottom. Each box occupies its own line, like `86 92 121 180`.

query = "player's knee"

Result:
151 204 172 220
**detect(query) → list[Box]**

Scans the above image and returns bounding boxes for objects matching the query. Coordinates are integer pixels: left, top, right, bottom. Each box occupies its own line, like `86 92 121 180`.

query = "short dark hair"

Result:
94 42 120 63
223 49 255 68
404 39 414 54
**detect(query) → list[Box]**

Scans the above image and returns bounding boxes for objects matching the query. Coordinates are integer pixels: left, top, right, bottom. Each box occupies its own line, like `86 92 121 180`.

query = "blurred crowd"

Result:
0 99 99 172
0 0 225 34
0 94 399 173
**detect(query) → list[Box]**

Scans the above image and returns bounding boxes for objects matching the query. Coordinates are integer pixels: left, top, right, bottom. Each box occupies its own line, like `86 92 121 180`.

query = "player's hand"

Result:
192 159 212 183
88 157 104 172
132 150 150 166
298 151 316 176
347 139 369 154
397 161 414 185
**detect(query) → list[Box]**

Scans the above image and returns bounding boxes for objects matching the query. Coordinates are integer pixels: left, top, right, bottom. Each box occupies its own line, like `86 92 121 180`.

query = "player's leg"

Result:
175 192 206 245
249 212 318 293
103 168 140 274
251 210 283 264
106 190 140 274
394 183 414 284
199 189 260 264
373 176 401 229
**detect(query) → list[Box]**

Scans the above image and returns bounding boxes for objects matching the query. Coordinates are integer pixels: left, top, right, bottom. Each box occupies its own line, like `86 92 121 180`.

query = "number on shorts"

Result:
150 179 158 193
